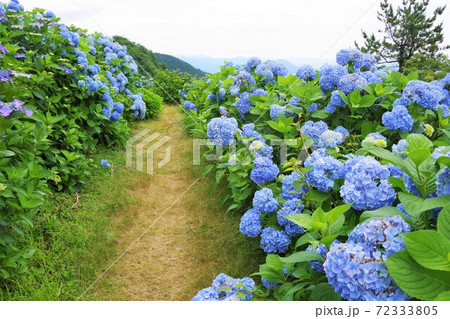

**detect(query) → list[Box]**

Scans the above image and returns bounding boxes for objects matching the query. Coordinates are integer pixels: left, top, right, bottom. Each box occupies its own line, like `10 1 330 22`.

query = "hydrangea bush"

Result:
182 46 450 301
0 0 164 281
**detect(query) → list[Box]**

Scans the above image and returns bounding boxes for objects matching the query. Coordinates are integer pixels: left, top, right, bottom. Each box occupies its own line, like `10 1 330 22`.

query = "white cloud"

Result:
20 0 450 62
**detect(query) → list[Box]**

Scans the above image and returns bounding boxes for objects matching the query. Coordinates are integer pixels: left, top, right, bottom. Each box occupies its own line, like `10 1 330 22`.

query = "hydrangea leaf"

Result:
434 291 450 301
360 206 412 224
386 250 450 301
279 251 323 263
286 214 312 231
437 206 450 239
311 283 342 301
402 231 450 271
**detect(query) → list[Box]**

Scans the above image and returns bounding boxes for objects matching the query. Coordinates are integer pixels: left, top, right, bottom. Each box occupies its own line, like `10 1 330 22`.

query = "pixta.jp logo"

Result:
126 129 172 175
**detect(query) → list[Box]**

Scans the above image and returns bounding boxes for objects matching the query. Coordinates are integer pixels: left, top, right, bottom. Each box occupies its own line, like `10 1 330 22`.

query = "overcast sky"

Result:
20 0 450 63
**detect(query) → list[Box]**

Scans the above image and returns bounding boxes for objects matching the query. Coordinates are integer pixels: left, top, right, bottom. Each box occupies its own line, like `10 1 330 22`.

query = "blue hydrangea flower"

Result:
392 139 407 157
305 149 344 192
306 244 328 273
334 126 350 141
239 209 262 237
219 106 228 116
431 146 450 159
277 198 304 236
260 227 291 254
269 104 286 120
382 105 414 132
317 130 344 149
336 48 362 66
273 63 289 77
307 103 318 113
282 171 308 200
354 53 377 70
359 70 383 84
251 88 268 97
207 117 238 146
245 57 262 70
261 278 279 289
349 216 410 256
300 120 328 142
192 287 219 301
337 73 368 94
436 167 449 196
324 241 409 301
402 80 444 111
438 105 450 118
236 92 252 115
340 156 396 211
100 159 111 168
319 64 348 92
250 157 279 184
330 90 346 107
184 101 197 113
255 64 274 81
296 65 317 81
193 273 255 301
241 123 264 142
252 188 278 213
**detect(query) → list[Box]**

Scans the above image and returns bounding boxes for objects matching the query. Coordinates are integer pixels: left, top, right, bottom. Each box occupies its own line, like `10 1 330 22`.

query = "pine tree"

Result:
356 0 449 72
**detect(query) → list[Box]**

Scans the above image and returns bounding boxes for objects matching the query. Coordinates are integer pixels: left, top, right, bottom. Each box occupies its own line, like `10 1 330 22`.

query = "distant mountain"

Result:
154 53 205 77
178 55 336 74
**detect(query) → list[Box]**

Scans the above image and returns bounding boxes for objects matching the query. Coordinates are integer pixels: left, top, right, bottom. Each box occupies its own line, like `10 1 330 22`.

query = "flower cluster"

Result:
239 209 262 237
207 117 238 146
277 198 304 236
337 73 368 94
296 65 316 81
340 156 396 211
306 244 328 273
184 101 197 113
301 120 328 142
319 64 348 92
363 132 387 148
252 188 278 213
382 105 414 132
324 216 410 301
281 171 308 200
260 227 291 254
192 273 255 301
251 156 279 184
270 104 286 120
305 149 344 192
0 99 32 117
436 167 449 196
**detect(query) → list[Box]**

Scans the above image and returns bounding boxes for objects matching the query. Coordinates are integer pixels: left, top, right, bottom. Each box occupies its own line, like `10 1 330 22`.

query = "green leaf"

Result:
311 110 329 119
202 164 214 177
286 214 312 230
360 206 412 224
407 149 431 166
434 291 450 301
325 203 352 225
386 250 450 301
266 254 285 270
406 134 433 152
311 283 342 301
305 190 330 203
279 251 323 263
402 231 450 271
437 206 450 239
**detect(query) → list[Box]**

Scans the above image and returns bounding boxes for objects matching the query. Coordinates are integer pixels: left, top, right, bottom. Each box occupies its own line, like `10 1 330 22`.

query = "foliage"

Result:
137 88 164 119
151 70 191 103
0 1 157 282
154 52 205 77
403 53 450 81
181 48 450 301
356 0 449 71
113 35 167 76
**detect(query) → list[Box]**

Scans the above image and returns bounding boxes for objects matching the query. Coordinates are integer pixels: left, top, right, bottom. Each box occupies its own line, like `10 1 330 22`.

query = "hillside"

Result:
155 53 205 76
113 35 167 76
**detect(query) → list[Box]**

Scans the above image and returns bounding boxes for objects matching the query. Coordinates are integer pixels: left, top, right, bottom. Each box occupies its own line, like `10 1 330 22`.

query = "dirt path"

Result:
85 105 262 301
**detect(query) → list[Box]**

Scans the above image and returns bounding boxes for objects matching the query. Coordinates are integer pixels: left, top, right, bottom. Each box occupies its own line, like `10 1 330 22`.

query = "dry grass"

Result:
85 105 263 300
